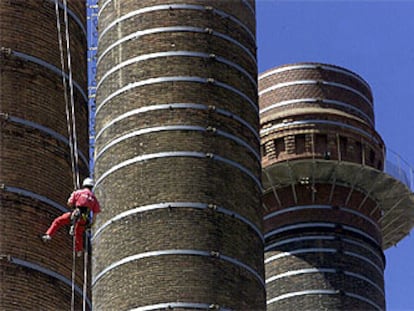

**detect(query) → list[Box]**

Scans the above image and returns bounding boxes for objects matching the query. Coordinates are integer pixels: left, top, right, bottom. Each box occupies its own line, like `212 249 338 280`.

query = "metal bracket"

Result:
0 254 12 261
210 251 220 258
206 126 217 133
0 112 10 120
208 203 218 211
0 47 12 57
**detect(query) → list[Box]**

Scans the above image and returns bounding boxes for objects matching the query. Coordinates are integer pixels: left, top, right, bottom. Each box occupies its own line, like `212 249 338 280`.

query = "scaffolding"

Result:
87 0 98 173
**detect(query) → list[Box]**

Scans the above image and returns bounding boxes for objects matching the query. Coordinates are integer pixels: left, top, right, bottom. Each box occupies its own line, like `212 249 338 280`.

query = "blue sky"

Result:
256 1 414 310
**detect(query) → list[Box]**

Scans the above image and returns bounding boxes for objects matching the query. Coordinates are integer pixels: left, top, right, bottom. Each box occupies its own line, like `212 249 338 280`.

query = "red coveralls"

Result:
46 188 101 252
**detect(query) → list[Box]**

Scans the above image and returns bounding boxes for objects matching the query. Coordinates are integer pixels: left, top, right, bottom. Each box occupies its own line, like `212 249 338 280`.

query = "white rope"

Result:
62 0 80 189
54 0 77 190
54 1 82 310
83 232 89 311
71 234 77 311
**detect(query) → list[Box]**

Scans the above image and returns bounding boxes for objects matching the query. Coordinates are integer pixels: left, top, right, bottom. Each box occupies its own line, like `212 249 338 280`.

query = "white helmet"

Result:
82 177 95 188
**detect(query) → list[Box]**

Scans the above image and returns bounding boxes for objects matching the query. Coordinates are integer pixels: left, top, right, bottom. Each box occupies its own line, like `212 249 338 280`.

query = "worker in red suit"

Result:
42 177 101 256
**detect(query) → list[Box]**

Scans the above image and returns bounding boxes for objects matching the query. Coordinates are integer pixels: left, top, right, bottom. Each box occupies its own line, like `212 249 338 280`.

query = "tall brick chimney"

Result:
0 1 89 310
260 63 414 310
92 1 265 310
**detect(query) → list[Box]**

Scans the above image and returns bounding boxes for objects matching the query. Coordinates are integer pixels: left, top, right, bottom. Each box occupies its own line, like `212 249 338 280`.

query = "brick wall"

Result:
260 63 386 310
0 1 88 310
93 1 265 310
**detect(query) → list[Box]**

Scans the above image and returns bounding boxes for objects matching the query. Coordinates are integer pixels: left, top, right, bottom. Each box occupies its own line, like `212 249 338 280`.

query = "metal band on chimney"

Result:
259 64 371 92
128 302 232 311
264 205 380 231
93 249 265 288
259 98 373 125
259 80 371 107
11 50 87 102
97 26 256 65
2 114 88 167
97 51 256 90
95 76 257 116
1 185 67 213
3 256 91 309
98 4 254 42
95 103 259 143
95 125 260 163
95 151 262 190
47 0 87 35
92 201 263 242
260 119 380 144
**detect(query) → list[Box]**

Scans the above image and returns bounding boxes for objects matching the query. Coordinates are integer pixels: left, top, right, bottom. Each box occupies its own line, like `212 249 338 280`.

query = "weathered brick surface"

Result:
0 58 89 157
93 1 264 309
96 82 259 134
0 0 87 87
260 63 385 310
265 233 385 310
93 256 264 311
0 1 88 310
259 63 384 170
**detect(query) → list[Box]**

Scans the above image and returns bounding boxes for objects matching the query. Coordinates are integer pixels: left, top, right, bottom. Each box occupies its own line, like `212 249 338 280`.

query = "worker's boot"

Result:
41 234 51 242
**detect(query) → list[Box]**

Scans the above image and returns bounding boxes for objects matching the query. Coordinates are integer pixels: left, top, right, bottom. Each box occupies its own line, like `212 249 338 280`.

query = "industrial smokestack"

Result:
0 0 89 310
92 1 265 310
260 63 414 310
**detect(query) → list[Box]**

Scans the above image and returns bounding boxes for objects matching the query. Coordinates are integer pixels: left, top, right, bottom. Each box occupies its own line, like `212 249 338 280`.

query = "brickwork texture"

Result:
0 1 88 310
93 1 265 310
260 63 386 310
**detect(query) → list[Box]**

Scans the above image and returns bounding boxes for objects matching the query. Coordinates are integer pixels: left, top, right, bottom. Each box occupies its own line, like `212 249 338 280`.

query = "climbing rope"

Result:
83 232 89 311
54 0 78 190
71 234 77 311
54 0 88 310
62 0 81 189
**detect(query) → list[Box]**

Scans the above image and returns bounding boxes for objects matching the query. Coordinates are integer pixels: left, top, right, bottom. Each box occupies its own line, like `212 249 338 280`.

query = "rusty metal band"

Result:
95 103 259 143
95 76 258 116
94 125 260 163
92 249 265 288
